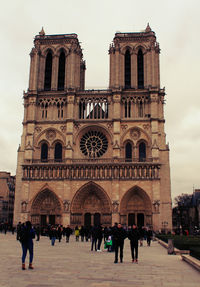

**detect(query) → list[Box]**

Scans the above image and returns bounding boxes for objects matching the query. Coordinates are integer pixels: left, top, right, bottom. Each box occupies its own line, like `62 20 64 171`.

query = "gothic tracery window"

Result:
138 100 144 117
125 50 131 88
80 131 108 158
57 51 65 90
57 102 64 118
139 142 146 162
41 103 48 119
41 143 48 161
125 142 132 162
44 51 52 91
137 49 144 89
54 142 62 161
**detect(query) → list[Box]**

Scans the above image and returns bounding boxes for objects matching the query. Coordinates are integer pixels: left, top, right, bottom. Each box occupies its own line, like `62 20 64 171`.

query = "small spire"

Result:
145 23 151 32
39 27 45 36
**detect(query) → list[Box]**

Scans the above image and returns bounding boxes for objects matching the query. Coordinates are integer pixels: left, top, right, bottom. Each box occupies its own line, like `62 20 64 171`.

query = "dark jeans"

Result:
91 237 97 251
130 241 138 260
115 240 124 262
97 237 102 250
21 243 33 264
147 237 151 246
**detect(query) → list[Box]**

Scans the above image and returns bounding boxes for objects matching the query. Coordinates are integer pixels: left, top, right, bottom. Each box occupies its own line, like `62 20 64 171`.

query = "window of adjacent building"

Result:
139 142 146 162
137 49 144 89
125 50 131 88
44 51 52 91
54 142 62 161
125 142 132 162
41 143 48 161
57 51 65 91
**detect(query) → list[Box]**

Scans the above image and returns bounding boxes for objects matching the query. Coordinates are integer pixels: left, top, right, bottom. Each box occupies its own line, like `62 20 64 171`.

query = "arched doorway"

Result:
120 186 152 227
71 182 112 227
31 189 62 226
84 213 91 226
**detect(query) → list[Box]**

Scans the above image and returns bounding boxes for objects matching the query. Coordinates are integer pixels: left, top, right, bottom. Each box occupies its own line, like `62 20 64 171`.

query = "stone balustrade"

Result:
22 163 160 181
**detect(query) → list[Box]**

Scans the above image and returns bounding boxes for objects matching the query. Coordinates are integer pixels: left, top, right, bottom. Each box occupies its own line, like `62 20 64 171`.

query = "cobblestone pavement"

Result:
0 233 199 287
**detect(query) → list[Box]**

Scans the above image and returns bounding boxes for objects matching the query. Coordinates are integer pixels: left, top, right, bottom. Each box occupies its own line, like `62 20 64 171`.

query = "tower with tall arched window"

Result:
14 25 172 232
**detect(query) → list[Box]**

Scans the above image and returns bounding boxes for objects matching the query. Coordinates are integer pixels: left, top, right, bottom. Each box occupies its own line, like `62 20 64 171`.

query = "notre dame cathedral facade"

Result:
13 25 172 232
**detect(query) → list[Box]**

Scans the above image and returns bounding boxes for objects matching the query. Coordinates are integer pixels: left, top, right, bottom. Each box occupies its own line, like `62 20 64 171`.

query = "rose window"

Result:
80 131 108 158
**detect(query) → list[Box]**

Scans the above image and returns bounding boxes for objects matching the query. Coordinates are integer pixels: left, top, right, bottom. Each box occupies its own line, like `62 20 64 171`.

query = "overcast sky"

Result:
0 0 199 201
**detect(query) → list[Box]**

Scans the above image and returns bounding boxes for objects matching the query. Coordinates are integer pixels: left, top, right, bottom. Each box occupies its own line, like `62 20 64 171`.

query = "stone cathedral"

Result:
14 25 172 232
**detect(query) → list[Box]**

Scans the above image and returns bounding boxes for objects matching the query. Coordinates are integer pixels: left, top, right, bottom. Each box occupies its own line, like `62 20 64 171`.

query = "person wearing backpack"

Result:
19 221 35 270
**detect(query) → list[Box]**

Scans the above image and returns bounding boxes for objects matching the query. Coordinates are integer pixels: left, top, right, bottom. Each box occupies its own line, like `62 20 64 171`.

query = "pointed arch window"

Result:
57 51 65 90
54 142 62 161
41 143 48 162
44 52 52 91
139 142 146 162
138 100 144 117
125 142 132 162
137 49 144 89
125 50 131 88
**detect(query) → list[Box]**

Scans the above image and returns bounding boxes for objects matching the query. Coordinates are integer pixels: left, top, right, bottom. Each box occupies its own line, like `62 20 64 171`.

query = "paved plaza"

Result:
0 233 199 287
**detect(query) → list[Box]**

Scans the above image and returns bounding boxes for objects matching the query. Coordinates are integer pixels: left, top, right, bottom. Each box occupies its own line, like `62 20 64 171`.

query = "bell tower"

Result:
109 24 160 90
28 28 85 93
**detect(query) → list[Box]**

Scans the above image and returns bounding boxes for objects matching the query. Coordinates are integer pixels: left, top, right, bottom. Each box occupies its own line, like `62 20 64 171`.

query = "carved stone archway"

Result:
120 186 152 227
31 189 62 226
71 182 112 226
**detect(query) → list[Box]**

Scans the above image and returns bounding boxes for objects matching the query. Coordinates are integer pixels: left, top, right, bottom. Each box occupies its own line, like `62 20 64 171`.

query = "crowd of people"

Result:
14 221 154 269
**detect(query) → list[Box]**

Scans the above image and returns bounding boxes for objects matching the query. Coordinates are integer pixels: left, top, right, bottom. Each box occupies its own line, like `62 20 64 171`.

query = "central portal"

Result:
120 186 152 227
71 182 111 227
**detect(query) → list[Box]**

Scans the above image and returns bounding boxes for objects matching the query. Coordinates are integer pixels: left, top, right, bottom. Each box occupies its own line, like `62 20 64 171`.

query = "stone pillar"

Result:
38 55 45 90
109 47 115 88
115 48 120 88
28 49 36 91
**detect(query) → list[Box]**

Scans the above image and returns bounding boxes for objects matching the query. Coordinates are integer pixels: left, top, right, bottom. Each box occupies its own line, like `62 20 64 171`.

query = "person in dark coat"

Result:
96 224 103 251
146 228 153 246
35 225 41 241
49 226 57 246
57 225 63 242
65 225 72 242
112 223 127 263
80 226 85 242
91 225 98 251
19 221 35 270
128 224 140 263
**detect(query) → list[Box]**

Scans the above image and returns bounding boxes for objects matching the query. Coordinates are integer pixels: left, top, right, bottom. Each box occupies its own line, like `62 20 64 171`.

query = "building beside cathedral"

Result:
13 25 172 232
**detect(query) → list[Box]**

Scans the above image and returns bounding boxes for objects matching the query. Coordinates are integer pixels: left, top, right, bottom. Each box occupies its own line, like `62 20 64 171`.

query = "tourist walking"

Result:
112 223 127 263
91 225 97 251
49 226 57 246
19 221 35 270
75 226 80 241
96 224 103 251
65 225 72 242
128 224 140 263
80 226 85 242
57 225 63 242
146 228 153 246
35 225 41 241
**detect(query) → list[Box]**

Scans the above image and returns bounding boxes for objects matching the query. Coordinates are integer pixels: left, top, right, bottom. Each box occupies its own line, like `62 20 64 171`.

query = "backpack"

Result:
19 227 29 244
